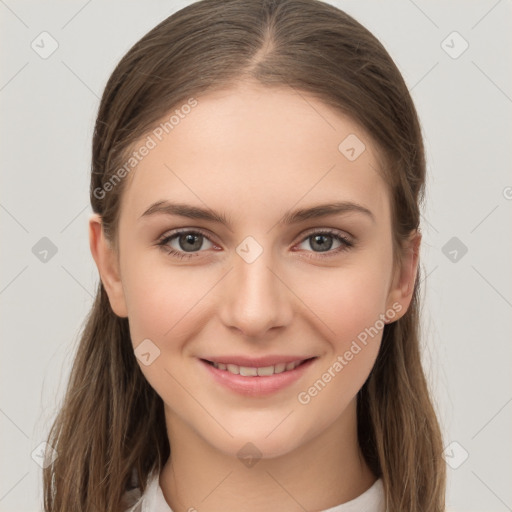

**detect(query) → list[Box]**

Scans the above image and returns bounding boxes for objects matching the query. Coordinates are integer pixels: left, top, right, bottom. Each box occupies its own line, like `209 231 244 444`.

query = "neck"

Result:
159 398 376 512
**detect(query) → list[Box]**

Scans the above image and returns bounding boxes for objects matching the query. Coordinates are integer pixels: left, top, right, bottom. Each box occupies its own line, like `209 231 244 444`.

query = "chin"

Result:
209 423 306 462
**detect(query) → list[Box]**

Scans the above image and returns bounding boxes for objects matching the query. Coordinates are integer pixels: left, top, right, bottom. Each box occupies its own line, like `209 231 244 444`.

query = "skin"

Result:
89 81 420 512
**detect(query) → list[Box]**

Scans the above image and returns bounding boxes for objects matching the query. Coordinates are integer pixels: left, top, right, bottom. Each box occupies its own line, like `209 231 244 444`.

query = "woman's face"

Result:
92 82 417 459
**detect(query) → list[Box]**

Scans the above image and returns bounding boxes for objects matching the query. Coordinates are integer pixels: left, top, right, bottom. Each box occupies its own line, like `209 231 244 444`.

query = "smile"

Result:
199 356 317 396
203 358 312 377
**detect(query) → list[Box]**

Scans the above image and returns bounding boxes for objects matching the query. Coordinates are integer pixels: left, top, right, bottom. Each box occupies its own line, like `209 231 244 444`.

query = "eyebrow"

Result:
139 200 375 226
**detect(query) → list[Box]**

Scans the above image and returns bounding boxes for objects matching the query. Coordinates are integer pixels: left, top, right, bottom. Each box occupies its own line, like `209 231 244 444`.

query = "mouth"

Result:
199 356 317 396
201 357 316 377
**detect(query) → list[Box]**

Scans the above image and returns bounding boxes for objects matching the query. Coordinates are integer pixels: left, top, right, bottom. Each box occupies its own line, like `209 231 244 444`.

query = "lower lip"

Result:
199 358 316 396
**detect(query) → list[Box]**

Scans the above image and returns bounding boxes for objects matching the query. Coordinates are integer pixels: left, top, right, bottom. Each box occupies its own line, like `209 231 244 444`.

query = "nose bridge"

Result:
219 235 292 337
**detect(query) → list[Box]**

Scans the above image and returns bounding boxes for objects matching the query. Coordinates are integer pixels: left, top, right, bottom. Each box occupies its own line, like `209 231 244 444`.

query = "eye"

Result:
156 229 216 259
295 229 354 258
156 227 354 261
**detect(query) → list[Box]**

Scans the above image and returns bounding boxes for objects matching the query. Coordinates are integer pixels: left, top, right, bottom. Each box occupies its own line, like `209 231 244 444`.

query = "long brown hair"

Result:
43 0 446 510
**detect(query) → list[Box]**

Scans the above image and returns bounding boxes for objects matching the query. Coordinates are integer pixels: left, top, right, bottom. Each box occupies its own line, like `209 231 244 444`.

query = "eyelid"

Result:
157 226 353 244
297 226 354 244
156 226 355 259
157 227 218 244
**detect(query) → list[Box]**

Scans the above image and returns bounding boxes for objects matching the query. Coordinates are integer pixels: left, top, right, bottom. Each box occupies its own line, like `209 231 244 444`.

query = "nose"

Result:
218 244 294 339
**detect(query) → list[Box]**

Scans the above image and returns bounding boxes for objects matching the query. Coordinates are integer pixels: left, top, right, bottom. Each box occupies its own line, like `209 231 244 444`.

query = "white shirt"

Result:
123 468 385 512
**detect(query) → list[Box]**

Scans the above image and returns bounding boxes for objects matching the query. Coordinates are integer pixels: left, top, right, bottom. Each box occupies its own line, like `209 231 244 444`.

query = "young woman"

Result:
43 0 446 510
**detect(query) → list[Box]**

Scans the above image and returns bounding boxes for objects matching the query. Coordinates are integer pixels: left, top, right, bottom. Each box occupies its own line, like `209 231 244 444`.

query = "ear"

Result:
385 230 421 322
88 213 128 318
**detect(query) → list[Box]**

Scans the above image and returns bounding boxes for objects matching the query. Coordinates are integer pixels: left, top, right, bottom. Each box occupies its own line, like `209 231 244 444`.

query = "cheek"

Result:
291 256 391 407
298 259 392 345
121 259 213 407
121 252 213 346
293 267 387 427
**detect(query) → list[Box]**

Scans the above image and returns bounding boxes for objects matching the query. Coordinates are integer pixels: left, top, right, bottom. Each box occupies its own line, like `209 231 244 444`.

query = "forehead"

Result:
119 82 390 228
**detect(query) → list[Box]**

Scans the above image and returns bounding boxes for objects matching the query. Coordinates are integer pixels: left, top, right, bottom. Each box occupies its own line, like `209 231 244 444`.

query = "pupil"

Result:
180 233 202 252
312 234 332 252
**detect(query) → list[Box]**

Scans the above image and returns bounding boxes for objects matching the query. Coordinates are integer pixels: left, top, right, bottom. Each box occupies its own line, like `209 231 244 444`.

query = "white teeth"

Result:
274 363 286 374
239 366 258 376
257 366 275 376
226 364 239 374
211 360 305 376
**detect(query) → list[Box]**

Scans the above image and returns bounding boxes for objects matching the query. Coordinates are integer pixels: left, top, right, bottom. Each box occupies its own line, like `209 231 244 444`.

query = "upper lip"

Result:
200 355 316 367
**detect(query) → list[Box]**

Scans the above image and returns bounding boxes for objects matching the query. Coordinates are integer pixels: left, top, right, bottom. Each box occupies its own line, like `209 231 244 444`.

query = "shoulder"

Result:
322 477 385 512
121 467 168 512
120 468 144 512
122 467 174 512
122 489 143 512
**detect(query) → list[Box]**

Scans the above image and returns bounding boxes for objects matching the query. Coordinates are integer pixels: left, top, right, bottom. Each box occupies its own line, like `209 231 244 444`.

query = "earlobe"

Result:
88 213 128 318
385 231 421 322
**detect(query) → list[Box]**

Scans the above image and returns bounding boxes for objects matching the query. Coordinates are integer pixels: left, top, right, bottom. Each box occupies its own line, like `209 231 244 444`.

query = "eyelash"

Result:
156 228 354 260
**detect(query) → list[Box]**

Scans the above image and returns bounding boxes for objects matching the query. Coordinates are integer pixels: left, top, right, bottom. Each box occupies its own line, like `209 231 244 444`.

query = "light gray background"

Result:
1 1 511 511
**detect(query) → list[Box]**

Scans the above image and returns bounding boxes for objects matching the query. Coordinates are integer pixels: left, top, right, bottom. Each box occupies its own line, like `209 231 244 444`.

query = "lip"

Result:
200 355 314 367
198 356 317 397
